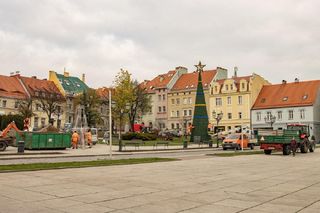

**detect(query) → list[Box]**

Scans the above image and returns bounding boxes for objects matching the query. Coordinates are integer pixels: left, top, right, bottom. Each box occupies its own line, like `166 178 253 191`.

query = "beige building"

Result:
167 67 228 130
0 72 66 130
209 69 270 132
141 67 187 130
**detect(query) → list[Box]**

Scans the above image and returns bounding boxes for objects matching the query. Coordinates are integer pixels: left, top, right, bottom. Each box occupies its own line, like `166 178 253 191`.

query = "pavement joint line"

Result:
235 179 320 213
296 198 320 212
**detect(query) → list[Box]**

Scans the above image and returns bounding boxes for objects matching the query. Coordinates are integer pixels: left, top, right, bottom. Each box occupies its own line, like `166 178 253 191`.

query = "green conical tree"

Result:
190 61 210 142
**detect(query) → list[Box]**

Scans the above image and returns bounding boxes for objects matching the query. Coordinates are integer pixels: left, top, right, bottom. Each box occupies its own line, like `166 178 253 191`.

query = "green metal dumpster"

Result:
15 132 71 150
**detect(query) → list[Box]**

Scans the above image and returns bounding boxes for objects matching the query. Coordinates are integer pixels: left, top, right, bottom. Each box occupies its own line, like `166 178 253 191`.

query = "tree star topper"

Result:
195 61 206 72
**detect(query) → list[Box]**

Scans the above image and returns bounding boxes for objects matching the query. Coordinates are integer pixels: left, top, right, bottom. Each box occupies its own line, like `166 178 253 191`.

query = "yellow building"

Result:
168 67 228 130
209 70 270 132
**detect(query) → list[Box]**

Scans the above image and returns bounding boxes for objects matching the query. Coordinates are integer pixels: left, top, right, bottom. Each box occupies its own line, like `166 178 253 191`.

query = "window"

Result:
183 98 187 104
238 96 243 105
239 112 242 119
171 111 175 117
228 126 232 131
215 86 218 92
171 99 175 104
36 104 42 111
266 112 272 121
68 116 72 123
188 97 192 104
41 118 46 128
176 123 180 129
158 107 162 112
225 85 229 91
278 111 282 120
176 98 180 105
283 97 288 101
261 98 266 103
162 106 166 112
162 94 166 101
189 110 192 116
34 117 39 128
158 95 161 101
288 110 294 120
257 112 261 121
300 109 305 119
14 101 19 109
216 98 222 106
171 123 175 129
228 113 232 119
2 100 7 108
230 84 233 90
303 95 308 100
184 110 187 116
227 97 231 105
176 110 180 117
242 83 245 89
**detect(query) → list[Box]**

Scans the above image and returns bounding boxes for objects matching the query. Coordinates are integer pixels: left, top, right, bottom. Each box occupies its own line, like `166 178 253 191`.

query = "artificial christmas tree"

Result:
190 61 210 142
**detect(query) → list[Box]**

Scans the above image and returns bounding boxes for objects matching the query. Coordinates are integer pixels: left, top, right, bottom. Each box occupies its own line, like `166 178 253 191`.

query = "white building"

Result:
251 80 320 141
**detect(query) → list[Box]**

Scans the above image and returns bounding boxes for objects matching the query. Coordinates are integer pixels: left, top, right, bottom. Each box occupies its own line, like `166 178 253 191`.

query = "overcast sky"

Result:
0 0 319 88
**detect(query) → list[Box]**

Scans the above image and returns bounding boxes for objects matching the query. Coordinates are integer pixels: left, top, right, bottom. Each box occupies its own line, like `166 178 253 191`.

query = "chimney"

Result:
10 72 14 76
233 66 238 78
81 73 85 83
294 78 299 83
31 76 37 79
64 71 69 77
282 80 287 84
175 66 188 75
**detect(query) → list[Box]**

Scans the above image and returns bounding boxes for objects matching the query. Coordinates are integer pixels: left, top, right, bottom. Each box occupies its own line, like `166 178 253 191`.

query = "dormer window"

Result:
303 95 308 100
261 98 266 103
283 97 288 101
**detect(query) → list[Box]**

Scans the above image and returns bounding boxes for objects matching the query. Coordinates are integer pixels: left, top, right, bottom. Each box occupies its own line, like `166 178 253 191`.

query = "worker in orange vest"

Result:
85 129 93 148
71 131 79 149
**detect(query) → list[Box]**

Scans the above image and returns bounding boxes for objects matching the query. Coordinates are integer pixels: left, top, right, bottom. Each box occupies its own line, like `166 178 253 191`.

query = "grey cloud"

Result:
0 0 319 87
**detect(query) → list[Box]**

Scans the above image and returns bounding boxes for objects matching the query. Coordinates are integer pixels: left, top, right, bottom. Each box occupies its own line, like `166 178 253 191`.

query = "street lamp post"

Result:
264 113 276 128
183 116 189 149
119 108 124 152
212 111 223 148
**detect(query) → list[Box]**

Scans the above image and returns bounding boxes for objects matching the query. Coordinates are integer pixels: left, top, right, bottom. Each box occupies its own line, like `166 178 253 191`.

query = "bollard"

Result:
17 141 25 153
183 139 188 149
209 140 213 148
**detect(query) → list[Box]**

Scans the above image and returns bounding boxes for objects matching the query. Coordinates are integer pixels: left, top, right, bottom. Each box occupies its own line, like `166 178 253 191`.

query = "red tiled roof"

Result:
0 75 28 99
18 76 63 98
252 80 320 110
171 70 217 91
96 87 114 99
141 70 177 93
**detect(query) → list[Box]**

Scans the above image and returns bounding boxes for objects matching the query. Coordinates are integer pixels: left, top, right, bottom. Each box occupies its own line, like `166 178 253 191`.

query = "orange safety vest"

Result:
72 133 79 143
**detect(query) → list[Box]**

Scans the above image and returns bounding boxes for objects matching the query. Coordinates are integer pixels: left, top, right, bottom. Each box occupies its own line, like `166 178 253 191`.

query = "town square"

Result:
1 1 320 212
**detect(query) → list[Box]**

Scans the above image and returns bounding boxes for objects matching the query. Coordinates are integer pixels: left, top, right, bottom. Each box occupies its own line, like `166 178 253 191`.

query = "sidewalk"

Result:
0 143 217 160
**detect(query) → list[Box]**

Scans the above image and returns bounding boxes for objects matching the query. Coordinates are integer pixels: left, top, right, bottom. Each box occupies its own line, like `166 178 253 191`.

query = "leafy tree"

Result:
36 85 64 126
75 88 101 127
18 98 34 119
0 115 24 130
113 69 151 132
128 80 151 131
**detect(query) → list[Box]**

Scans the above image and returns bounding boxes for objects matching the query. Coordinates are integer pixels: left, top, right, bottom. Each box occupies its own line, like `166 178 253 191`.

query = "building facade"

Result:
141 67 187 130
209 71 269 132
251 80 320 141
168 67 228 130
49 71 88 126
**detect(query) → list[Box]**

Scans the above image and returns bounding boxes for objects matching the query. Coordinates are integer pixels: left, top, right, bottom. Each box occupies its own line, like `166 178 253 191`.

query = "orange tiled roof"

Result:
0 75 28 99
18 76 63 98
171 70 217 91
96 87 114 99
252 80 320 110
141 70 177 93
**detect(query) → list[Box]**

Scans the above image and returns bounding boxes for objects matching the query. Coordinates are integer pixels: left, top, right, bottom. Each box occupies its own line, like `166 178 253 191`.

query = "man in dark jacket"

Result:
290 137 297 157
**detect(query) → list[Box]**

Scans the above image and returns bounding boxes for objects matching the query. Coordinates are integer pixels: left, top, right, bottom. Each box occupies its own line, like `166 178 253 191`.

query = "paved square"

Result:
1 151 320 212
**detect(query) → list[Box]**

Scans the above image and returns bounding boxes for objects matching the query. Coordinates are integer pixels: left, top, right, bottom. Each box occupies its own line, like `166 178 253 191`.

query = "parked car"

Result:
222 134 255 150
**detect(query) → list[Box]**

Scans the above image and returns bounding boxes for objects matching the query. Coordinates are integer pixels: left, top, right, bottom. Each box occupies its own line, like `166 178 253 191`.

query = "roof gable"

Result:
0 75 28 99
141 70 177 93
252 80 320 110
171 70 217 91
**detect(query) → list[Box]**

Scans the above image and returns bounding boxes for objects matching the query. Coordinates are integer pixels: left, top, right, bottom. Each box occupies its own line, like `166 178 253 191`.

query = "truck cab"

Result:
222 134 254 150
